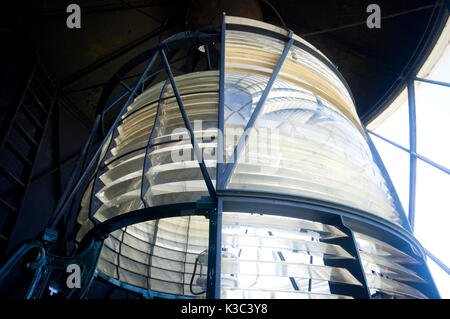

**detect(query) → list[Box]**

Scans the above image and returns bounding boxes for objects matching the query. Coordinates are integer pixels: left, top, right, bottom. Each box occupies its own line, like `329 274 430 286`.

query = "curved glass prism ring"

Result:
74 16 440 299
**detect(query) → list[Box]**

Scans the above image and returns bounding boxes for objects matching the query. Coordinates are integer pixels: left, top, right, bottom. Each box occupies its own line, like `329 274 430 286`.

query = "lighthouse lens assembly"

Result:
74 17 437 299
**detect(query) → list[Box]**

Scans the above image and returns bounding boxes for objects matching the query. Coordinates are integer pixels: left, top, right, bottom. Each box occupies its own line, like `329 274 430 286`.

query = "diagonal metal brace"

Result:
221 30 295 188
159 47 217 200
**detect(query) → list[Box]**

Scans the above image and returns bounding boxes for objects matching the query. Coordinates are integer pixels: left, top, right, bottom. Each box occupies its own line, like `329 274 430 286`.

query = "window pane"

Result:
415 80 450 168
372 136 410 214
368 88 410 148
414 160 450 266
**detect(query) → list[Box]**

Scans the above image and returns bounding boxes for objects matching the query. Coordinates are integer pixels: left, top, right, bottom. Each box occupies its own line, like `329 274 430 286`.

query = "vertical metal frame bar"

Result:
182 216 192 296
159 47 217 199
204 14 226 299
220 30 294 189
206 198 222 299
407 79 417 231
216 13 226 191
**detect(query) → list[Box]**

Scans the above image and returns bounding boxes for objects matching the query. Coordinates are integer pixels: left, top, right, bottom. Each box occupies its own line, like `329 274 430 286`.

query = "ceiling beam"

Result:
19 1 168 22
299 3 437 38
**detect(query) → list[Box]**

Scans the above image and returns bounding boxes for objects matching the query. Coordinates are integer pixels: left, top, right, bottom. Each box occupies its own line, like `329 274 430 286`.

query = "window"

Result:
367 16 450 298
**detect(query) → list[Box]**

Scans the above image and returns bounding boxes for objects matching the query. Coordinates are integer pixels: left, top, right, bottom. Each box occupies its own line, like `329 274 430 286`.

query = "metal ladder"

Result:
0 59 57 256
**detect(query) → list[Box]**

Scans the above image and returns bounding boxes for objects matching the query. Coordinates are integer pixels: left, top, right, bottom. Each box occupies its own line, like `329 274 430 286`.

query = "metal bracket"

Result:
0 238 103 299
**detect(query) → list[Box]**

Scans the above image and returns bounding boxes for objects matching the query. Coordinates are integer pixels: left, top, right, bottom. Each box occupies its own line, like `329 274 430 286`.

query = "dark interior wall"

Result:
0 20 91 260
18 0 171 122
5 104 90 257
0 15 94 297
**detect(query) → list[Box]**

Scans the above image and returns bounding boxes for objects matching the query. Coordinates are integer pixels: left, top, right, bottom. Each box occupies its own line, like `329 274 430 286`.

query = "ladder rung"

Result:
5 142 33 166
14 123 38 147
22 105 43 129
34 77 53 99
28 87 48 114
0 166 25 188
0 198 18 214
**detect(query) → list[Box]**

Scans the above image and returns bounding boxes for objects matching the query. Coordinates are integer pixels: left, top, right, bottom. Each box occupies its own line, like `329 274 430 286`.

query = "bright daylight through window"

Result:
367 16 450 298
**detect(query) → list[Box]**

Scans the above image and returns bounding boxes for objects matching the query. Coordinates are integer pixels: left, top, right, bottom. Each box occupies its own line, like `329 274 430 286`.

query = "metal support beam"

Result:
414 76 450 88
79 202 205 250
321 216 372 299
216 13 226 190
424 248 450 275
102 54 185 116
21 1 167 21
204 14 226 300
159 48 217 200
221 30 294 188
407 79 417 231
206 199 222 299
0 238 103 299
368 130 450 175
117 0 162 23
88 51 160 223
300 4 436 38
52 99 63 198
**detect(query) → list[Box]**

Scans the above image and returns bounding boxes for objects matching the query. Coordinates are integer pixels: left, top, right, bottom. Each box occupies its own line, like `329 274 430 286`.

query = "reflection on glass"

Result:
221 212 360 299
225 70 402 225
371 137 410 214
76 71 219 297
354 232 429 299
224 27 404 227
98 216 210 296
